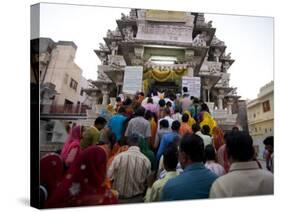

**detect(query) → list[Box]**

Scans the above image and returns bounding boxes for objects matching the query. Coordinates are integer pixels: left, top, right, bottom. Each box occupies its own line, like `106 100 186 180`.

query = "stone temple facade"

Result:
88 9 243 131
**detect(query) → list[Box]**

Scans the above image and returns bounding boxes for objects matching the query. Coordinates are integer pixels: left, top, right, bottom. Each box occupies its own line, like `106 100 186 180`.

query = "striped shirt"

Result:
107 146 151 198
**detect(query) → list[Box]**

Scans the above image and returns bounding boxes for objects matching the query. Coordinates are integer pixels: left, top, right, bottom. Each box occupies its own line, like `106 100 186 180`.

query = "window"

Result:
270 128 272 132
265 128 268 133
262 100 271 112
255 128 257 132
253 113 256 118
80 88 84 96
69 78 78 91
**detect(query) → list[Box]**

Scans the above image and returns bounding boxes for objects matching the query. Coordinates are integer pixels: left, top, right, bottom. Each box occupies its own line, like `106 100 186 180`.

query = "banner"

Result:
123 66 143 95
182 76 201 98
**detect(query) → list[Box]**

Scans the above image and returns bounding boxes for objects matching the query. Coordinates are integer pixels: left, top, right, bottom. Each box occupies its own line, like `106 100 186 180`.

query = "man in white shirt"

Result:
192 123 212 147
157 107 174 131
210 131 273 198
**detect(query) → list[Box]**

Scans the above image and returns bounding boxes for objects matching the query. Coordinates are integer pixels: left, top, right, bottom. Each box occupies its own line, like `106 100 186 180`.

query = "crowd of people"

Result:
39 90 274 208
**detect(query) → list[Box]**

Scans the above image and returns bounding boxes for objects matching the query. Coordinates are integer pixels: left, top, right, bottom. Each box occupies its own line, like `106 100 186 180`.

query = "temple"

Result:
86 9 243 131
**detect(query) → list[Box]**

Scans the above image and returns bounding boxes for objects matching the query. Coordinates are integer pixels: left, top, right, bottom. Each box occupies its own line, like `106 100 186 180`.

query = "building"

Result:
89 9 242 130
247 81 274 159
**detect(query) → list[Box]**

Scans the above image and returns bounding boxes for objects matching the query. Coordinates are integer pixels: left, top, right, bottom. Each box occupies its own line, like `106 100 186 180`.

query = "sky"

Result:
39 3 273 100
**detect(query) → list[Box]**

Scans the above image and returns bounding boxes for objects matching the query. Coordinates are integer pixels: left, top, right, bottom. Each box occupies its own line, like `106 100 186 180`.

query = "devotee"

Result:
212 127 225 151
217 143 230 173
107 106 128 142
165 101 174 115
179 113 192 136
160 134 217 201
143 97 157 114
192 123 212 147
157 99 167 119
157 107 174 130
204 144 225 176
108 133 151 202
125 106 151 143
114 96 122 112
188 97 201 121
181 94 192 112
46 146 118 208
40 153 64 207
154 119 171 151
81 117 107 150
156 120 181 162
199 111 217 135
263 136 274 173
144 110 157 149
60 125 83 167
171 106 182 122
210 131 273 198
145 143 178 202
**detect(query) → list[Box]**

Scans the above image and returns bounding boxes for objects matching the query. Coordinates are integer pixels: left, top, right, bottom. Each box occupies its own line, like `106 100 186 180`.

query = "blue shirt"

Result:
108 114 127 141
160 163 218 201
156 132 180 161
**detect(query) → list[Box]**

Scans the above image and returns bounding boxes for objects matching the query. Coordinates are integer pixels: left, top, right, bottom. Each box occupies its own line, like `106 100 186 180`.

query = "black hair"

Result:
147 97 153 104
263 136 274 148
225 131 254 162
166 101 172 107
127 133 140 146
139 92 144 96
163 143 178 171
123 98 132 106
192 123 201 133
160 119 169 128
232 126 239 132
204 144 216 161
171 120 181 131
180 134 204 162
134 106 146 117
144 110 153 120
116 96 121 102
182 113 189 123
190 96 194 100
183 87 188 92
95 116 107 125
118 106 126 114
202 125 211 135
158 99 166 107
201 103 210 113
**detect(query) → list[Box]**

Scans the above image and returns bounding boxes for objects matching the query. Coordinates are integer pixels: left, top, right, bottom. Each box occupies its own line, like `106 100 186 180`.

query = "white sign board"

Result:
123 66 143 95
182 76 201 98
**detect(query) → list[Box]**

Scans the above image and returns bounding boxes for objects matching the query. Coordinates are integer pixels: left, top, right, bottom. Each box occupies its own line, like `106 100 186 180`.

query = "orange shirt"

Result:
179 122 193 136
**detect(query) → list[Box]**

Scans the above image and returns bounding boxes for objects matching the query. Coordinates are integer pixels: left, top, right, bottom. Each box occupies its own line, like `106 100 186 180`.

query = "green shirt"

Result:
144 171 178 202
80 126 100 149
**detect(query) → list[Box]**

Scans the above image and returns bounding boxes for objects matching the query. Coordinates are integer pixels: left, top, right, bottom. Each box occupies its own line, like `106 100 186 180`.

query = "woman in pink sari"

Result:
60 125 82 168
46 146 118 208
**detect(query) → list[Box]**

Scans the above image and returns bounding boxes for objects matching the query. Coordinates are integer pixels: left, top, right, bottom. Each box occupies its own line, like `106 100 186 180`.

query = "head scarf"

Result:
60 125 82 162
199 111 217 135
40 153 64 196
138 136 156 171
46 146 117 208
212 127 225 151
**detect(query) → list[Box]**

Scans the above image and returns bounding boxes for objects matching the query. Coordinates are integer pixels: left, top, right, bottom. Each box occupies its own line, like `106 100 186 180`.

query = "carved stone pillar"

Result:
227 97 234 114
217 89 225 110
102 90 109 106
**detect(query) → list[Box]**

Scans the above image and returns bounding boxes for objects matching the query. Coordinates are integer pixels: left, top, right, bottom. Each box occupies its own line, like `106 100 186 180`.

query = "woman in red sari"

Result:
212 127 225 151
46 146 118 208
40 153 64 207
60 125 82 168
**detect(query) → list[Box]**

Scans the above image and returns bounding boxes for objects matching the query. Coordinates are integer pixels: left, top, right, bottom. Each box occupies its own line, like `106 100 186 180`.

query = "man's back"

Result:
210 161 273 198
108 146 151 198
161 163 217 201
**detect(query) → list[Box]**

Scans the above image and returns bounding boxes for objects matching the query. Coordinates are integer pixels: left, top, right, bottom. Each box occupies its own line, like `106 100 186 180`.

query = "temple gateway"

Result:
85 9 243 131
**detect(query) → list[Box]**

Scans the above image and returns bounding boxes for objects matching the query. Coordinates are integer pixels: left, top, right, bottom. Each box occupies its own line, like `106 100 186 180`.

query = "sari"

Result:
199 111 217 135
149 118 157 149
212 127 225 151
40 153 64 197
46 146 118 208
139 136 157 171
60 125 82 167
183 110 196 127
